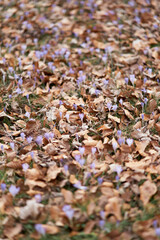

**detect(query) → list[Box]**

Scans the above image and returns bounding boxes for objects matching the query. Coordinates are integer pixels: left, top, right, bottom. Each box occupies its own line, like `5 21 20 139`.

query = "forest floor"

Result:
0 0 160 239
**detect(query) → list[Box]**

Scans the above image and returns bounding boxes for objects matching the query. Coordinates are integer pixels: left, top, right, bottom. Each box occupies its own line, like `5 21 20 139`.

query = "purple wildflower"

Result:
25 112 30 118
155 227 160 237
44 132 50 140
125 77 129 84
1 144 4 152
35 224 46 235
10 142 15 150
26 136 32 144
36 135 43 145
107 102 112 111
79 113 84 122
22 163 29 172
91 147 96 155
118 137 125 145
99 220 105 228
130 74 135 85
64 164 68 173
79 147 85 155
112 141 118 152
1 183 6 192
20 132 25 140
97 177 103 185
9 185 20 197
126 138 133 147
117 130 121 136
35 194 42 203
30 151 34 158
62 205 74 220
100 210 105 219
73 181 87 190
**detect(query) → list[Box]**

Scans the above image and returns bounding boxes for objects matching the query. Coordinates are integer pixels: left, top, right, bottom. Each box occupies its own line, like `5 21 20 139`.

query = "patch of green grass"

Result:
22 221 35 235
138 179 146 186
150 127 158 135
150 42 160 48
0 169 12 185
71 233 98 240
118 219 133 232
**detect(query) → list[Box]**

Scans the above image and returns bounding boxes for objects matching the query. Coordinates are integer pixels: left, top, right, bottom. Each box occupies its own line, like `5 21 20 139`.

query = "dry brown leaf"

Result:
25 168 43 180
4 223 22 239
123 109 134 120
125 158 151 171
0 111 14 120
19 199 43 219
42 224 59 234
49 206 60 221
135 140 150 156
0 194 13 213
108 113 120 123
61 189 73 204
44 143 57 155
84 221 96 234
105 197 122 220
46 165 62 181
87 201 95 216
140 180 157 205
25 179 46 190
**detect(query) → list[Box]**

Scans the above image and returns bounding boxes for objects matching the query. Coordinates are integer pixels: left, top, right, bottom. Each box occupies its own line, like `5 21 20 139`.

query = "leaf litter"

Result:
0 0 160 239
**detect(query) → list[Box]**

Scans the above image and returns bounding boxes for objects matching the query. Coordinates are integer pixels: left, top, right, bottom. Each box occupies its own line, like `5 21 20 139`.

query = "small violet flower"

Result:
62 205 74 220
130 74 135 85
73 181 87 190
20 132 25 140
10 142 15 150
36 135 43 145
1 183 6 192
35 224 46 235
91 147 96 155
35 194 42 203
126 138 133 147
9 185 20 197
22 163 29 172
79 147 85 155
79 113 84 122
27 136 33 144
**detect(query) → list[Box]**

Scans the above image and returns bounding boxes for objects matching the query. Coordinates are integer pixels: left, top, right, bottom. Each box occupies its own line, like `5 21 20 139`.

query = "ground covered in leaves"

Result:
0 0 160 239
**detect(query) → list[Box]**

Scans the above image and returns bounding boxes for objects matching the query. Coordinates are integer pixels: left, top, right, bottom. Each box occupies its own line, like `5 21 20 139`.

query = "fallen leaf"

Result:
19 199 43 219
140 180 157 205
46 165 62 181
4 223 22 239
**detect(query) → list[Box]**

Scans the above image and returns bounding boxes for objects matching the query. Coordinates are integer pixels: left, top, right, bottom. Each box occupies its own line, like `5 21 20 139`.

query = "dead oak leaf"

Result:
140 180 157 205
